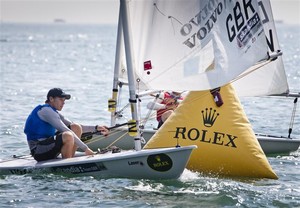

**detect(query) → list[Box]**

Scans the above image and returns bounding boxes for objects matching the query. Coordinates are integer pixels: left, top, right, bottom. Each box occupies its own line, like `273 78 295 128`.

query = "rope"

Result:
0 155 32 163
85 128 125 144
230 59 272 84
105 131 128 149
143 94 160 127
84 127 131 149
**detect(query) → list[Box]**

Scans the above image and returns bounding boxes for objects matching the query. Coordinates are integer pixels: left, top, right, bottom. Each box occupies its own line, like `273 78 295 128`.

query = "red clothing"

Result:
156 92 183 122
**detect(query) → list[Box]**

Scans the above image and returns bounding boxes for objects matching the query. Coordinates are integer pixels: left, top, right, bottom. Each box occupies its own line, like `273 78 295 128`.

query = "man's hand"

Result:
85 147 95 156
96 125 109 136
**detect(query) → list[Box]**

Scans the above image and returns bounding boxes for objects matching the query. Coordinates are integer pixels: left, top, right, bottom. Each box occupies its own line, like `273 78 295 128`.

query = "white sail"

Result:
126 0 269 91
232 0 289 96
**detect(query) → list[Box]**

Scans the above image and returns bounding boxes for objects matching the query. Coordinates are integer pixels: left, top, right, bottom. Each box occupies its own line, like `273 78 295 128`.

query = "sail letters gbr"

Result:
180 0 262 49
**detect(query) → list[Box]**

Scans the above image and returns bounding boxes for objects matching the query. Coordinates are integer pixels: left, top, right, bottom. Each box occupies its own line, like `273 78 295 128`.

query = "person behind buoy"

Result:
147 91 183 129
24 88 109 161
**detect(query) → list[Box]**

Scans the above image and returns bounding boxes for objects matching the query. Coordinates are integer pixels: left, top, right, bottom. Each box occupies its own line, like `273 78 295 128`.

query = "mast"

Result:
110 4 124 126
120 0 141 151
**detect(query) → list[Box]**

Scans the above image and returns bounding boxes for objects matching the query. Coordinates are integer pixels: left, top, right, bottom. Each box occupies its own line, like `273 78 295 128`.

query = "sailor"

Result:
147 91 183 129
24 88 109 161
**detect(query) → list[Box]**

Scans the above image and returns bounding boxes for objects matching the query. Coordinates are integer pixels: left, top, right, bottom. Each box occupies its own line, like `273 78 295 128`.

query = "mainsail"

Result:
115 0 289 96
127 0 270 91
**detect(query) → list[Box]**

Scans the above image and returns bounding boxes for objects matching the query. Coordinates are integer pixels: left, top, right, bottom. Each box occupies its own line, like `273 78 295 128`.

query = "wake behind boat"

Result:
0 145 196 179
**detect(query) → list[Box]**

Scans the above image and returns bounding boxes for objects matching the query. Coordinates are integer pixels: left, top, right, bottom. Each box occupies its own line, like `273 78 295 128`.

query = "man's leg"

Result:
70 123 83 156
60 131 75 158
70 123 82 137
33 136 63 161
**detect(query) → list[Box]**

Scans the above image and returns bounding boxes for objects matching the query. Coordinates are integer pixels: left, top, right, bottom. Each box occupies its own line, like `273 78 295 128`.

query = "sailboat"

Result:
0 0 197 179
82 0 287 179
84 0 300 156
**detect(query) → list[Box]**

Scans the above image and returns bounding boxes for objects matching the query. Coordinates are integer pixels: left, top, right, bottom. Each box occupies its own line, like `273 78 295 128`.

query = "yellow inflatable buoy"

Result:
144 83 277 179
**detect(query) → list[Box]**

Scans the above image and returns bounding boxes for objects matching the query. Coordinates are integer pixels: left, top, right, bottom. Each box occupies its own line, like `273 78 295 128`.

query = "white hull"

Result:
256 134 300 155
85 128 300 155
0 146 196 179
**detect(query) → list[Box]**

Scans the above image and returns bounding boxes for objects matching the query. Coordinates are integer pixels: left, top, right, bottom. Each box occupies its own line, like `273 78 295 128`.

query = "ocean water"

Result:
0 23 299 207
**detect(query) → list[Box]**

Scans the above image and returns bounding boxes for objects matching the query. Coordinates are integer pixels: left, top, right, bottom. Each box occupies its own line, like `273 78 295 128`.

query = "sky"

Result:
0 0 300 25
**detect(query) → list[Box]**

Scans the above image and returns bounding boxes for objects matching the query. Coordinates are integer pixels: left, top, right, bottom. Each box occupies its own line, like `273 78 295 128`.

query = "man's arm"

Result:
38 107 88 151
57 112 100 134
147 101 166 110
57 112 72 127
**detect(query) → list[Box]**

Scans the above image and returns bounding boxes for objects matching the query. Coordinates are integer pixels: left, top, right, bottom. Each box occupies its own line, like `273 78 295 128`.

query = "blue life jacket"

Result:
24 104 57 140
